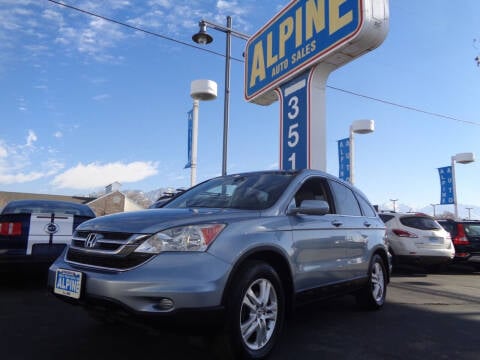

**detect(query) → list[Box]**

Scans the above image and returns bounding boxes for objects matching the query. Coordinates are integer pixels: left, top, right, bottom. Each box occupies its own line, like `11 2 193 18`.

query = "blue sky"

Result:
1 0 479 217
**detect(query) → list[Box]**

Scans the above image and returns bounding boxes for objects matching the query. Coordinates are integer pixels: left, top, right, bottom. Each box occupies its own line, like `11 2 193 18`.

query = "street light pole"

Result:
349 119 374 185
430 203 437 218
466 207 473 220
222 16 232 177
390 198 398 212
451 152 475 219
192 17 249 176
190 79 218 186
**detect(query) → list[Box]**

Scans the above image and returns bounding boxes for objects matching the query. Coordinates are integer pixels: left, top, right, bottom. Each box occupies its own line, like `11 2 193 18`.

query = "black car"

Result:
0 199 95 264
438 219 480 267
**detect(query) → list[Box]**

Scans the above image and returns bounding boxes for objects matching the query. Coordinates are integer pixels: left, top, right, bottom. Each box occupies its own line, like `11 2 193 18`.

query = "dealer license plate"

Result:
54 269 83 299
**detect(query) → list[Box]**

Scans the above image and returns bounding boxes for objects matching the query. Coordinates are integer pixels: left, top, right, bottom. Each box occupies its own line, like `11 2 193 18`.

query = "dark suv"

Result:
437 219 480 267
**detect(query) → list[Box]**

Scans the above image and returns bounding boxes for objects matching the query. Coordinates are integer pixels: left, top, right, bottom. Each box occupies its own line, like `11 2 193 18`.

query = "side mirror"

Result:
288 200 330 216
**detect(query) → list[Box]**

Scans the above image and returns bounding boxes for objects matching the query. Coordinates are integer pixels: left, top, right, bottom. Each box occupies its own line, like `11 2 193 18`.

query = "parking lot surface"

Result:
1 264 479 359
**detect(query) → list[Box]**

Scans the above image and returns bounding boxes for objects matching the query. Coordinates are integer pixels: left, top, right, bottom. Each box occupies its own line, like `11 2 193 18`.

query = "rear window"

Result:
438 221 454 233
400 216 441 230
463 223 480 236
1 201 95 217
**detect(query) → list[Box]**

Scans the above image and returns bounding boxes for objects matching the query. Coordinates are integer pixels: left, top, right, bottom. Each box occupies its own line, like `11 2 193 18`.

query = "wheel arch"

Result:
222 246 295 317
372 247 391 283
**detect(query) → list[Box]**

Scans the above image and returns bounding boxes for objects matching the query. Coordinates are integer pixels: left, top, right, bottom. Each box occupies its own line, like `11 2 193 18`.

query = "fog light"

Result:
154 298 174 311
455 252 470 258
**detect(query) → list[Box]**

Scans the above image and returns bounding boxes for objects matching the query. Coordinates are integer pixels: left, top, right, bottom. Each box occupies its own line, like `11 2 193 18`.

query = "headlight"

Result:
134 223 226 254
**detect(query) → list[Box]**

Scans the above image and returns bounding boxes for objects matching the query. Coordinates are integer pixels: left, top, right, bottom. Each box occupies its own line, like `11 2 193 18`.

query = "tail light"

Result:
453 224 470 245
0 222 22 236
392 229 418 238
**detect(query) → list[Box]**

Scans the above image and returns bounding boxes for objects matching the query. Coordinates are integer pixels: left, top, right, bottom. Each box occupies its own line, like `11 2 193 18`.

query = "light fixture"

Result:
192 21 213 45
451 152 475 218
349 119 375 184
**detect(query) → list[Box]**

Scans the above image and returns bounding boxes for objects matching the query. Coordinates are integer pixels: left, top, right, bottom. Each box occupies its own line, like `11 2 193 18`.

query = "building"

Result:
1 182 147 216
87 190 144 216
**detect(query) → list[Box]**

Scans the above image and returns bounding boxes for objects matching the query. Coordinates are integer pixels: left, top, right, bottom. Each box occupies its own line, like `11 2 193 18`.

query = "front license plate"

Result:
54 269 83 299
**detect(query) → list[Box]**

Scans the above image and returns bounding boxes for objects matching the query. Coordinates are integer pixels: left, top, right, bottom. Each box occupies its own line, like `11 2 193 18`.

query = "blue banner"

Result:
438 166 454 205
184 110 193 169
338 138 350 182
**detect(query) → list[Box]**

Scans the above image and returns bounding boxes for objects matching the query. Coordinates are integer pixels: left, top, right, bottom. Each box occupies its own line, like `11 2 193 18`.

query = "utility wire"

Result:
327 86 480 126
48 0 480 127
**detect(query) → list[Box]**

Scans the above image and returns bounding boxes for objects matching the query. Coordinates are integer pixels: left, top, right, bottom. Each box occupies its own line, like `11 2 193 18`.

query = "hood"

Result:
76 208 259 234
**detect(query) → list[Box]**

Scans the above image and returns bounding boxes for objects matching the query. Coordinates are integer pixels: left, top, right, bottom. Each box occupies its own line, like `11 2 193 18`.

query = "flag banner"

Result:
184 110 193 169
338 138 350 182
438 166 454 205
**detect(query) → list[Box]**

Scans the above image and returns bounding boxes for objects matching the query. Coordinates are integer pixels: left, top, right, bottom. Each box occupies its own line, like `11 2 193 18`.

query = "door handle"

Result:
364 221 372 227
331 220 343 227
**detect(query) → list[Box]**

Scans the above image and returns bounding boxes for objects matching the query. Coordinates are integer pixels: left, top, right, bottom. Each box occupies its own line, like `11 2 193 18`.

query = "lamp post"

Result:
192 17 249 176
466 207 473 220
189 79 218 187
390 198 398 212
349 119 375 184
430 203 437 218
451 152 475 219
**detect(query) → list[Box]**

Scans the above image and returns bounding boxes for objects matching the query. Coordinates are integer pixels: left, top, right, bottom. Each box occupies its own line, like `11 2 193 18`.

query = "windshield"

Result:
165 172 296 210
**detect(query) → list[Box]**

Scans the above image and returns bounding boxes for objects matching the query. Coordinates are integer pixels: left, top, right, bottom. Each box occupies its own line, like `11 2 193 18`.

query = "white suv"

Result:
379 212 454 269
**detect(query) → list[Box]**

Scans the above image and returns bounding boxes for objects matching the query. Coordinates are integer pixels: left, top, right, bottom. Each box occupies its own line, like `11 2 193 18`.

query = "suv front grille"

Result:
65 230 153 270
66 248 153 269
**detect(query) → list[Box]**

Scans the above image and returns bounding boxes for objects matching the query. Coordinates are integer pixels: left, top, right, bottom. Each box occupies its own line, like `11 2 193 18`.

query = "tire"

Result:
356 254 387 310
388 248 398 272
222 261 285 360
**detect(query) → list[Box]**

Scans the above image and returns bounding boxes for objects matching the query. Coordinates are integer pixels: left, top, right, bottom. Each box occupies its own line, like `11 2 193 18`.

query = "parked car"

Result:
437 219 480 267
0 199 95 264
148 188 186 209
49 170 390 359
379 212 454 269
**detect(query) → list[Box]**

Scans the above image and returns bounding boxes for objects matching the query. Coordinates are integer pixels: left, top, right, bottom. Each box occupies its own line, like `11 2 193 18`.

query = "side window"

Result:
356 194 377 217
328 180 361 216
379 214 395 223
293 177 332 211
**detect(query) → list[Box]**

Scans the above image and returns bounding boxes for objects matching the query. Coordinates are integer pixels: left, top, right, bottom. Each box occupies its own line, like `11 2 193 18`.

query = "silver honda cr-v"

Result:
49 169 389 359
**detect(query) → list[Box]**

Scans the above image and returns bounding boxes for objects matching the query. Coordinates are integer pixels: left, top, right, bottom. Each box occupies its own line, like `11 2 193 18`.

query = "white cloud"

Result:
42 8 64 24
0 144 7 158
42 159 64 176
0 171 44 184
0 131 64 185
52 161 159 190
92 93 111 101
54 131 63 138
26 130 37 147
148 0 171 8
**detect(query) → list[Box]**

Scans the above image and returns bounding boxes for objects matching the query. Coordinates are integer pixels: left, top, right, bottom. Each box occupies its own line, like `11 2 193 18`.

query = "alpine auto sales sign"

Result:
245 0 389 105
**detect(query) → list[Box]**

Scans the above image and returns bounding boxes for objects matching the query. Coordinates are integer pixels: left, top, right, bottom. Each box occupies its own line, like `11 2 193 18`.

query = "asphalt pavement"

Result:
1 263 479 360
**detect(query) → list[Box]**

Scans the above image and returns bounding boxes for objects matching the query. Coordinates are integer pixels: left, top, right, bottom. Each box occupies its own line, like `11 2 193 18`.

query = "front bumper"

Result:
48 251 232 316
1 244 66 264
